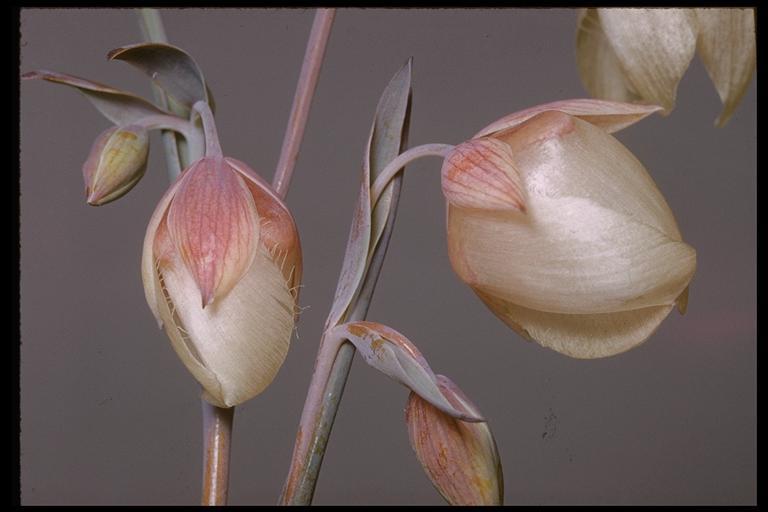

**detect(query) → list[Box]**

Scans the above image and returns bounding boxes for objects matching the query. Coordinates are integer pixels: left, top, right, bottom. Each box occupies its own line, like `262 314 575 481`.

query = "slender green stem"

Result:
136 8 183 181
272 8 336 198
137 9 233 506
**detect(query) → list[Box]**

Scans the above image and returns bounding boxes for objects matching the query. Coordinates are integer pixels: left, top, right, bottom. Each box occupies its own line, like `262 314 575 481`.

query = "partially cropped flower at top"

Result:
142 101 302 407
576 8 755 126
440 99 697 358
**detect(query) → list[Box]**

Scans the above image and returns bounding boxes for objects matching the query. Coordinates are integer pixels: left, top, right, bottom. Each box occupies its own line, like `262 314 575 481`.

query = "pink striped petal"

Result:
441 138 525 213
166 157 260 307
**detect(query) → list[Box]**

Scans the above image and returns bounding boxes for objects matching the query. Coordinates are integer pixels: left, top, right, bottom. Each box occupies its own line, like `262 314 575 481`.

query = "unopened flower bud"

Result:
446 107 696 358
142 155 301 408
406 375 503 506
83 125 149 206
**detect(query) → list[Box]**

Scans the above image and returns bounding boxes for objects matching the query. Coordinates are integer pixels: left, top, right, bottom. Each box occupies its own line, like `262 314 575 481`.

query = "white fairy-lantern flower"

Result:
142 101 301 407
440 100 697 358
576 8 755 126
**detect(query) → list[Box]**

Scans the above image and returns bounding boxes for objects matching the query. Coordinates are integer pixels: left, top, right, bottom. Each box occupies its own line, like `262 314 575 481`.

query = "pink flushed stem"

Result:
272 9 336 199
201 402 234 506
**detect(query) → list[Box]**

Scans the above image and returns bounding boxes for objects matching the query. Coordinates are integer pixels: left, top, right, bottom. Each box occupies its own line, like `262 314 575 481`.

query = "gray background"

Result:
20 8 756 505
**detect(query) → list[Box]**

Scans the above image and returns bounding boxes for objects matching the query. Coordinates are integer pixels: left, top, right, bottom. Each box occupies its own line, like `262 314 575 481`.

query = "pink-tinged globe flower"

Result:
142 102 301 408
576 8 755 126
442 100 696 359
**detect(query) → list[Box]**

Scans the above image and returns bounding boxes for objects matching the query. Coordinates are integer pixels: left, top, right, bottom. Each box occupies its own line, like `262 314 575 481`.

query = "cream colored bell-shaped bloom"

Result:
444 106 696 359
142 155 301 408
576 8 755 126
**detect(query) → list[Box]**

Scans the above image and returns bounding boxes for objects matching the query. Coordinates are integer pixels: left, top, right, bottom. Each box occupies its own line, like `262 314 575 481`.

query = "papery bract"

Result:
444 102 696 358
142 156 301 407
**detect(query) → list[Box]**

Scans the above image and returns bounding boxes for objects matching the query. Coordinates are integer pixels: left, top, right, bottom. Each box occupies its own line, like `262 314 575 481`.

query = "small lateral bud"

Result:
405 375 503 506
84 125 149 206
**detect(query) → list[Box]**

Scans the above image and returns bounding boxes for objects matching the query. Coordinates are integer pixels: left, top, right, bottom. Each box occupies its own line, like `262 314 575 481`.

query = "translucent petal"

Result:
141 175 186 328
598 8 697 113
695 8 756 126
495 112 683 240
576 9 641 104
476 290 677 359
449 196 695 315
158 242 295 407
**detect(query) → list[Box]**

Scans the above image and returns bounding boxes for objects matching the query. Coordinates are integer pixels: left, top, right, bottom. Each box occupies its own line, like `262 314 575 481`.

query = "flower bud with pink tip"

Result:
406 375 503 506
83 125 149 206
142 101 301 408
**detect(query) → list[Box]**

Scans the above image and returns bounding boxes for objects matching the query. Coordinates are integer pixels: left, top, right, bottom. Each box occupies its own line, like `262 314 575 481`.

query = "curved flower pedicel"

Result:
142 101 302 408
576 8 756 126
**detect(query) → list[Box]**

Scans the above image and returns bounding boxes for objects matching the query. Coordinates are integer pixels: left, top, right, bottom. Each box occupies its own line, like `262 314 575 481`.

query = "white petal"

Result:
159 243 295 407
496 112 683 240
598 8 697 113
576 9 640 104
449 196 695 315
476 290 676 359
141 177 185 328
152 259 224 406
695 8 756 126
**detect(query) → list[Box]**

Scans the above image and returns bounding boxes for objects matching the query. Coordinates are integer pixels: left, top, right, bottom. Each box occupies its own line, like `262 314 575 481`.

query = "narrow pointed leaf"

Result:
369 58 412 258
324 60 412 329
108 42 209 112
331 322 484 422
21 69 169 125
